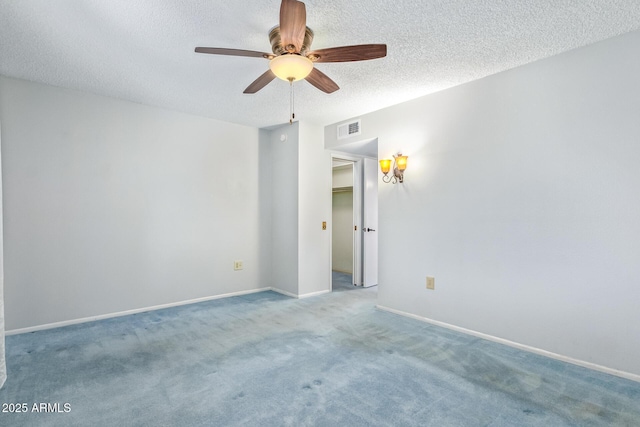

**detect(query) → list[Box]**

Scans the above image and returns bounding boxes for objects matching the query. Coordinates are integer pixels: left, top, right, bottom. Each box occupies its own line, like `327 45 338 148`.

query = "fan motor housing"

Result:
269 26 315 56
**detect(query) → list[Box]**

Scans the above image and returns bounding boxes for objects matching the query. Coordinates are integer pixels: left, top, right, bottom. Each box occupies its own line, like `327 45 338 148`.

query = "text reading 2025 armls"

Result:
31 403 72 413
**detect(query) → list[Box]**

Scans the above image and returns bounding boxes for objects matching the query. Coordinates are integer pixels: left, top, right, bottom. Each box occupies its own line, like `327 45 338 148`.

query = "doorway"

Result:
331 159 356 291
330 144 379 292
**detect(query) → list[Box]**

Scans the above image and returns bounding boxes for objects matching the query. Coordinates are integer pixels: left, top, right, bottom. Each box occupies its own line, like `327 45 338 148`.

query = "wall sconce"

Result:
379 153 408 184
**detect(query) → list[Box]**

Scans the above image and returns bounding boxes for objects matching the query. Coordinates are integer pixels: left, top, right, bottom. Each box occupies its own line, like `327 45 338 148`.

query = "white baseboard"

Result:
269 288 299 299
6 286 336 336
6 287 272 336
270 287 331 299
298 289 331 299
376 304 640 384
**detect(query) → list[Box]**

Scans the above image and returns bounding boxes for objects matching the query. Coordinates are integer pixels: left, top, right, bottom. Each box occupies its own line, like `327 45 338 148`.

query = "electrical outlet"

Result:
234 260 243 271
426 276 435 290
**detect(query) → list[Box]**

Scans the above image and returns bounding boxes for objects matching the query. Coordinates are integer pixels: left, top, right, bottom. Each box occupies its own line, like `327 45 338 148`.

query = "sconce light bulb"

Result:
395 155 408 171
379 159 392 174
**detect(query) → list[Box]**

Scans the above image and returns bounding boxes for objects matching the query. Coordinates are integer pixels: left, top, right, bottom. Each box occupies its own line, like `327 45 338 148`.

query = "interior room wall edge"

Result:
377 305 640 383
6 287 273 336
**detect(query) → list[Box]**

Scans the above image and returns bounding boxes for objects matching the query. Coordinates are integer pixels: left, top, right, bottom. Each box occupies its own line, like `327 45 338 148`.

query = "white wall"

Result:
298 121 331 296
260 122 330 298
267 124 299 296
325 30 640 376
0 76 268 330
258 129 273 291
0 119 5 388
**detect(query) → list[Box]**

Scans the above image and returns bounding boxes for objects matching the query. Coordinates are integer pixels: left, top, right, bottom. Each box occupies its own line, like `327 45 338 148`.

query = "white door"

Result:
362 158 378 287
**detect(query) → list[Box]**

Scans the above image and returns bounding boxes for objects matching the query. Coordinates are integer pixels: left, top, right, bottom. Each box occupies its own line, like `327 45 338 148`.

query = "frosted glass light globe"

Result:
269 54 313 81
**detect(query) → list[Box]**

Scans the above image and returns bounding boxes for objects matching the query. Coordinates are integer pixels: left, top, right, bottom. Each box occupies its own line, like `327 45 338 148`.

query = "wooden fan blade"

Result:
307 44 387 63
195 47 273 59
244 70 276 94
305 68 339 94
279 0 306 53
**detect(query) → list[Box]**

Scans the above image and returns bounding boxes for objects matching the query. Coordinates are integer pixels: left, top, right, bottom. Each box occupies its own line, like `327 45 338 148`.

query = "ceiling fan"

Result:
194 0 387 95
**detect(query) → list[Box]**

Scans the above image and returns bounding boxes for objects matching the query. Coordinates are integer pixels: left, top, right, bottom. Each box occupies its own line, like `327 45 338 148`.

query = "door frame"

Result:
329 151 378 288
330 153 362 286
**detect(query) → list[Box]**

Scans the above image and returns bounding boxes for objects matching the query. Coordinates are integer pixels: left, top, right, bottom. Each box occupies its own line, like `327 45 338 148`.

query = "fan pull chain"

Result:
289 77 295 125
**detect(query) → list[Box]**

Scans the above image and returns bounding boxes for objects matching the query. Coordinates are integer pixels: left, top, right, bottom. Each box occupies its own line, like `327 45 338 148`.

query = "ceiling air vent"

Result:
337 119 362 140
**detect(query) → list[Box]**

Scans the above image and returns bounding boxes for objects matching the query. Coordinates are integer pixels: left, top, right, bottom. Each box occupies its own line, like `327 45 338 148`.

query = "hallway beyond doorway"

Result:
332 271 376 293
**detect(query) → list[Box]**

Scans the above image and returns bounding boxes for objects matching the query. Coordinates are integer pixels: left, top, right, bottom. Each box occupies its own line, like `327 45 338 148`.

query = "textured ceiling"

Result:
2 1 640 129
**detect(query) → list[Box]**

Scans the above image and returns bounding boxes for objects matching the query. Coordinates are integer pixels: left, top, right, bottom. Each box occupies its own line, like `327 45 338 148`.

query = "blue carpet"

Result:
1 287 639 426
332 271 360 292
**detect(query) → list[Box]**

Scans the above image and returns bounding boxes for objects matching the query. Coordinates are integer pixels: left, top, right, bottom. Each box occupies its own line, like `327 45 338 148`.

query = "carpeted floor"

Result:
331 271 361 292
1 279 639 426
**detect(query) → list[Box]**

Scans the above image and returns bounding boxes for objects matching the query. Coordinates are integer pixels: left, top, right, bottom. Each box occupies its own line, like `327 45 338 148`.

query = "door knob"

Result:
365 228 376 232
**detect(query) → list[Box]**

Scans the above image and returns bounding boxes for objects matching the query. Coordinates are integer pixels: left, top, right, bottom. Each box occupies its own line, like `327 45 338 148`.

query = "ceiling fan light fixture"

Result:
269 54 313 81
